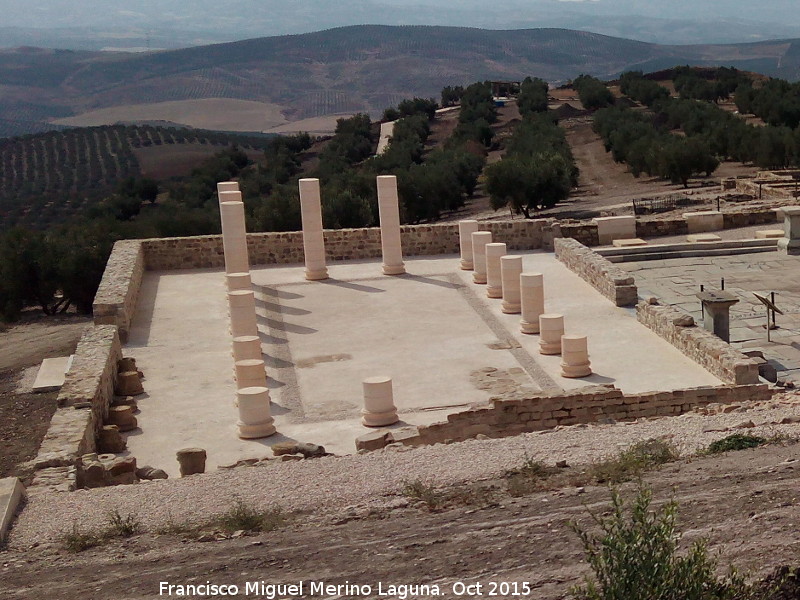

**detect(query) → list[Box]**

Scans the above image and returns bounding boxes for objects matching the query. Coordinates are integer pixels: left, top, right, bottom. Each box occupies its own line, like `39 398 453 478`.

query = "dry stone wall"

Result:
636 301 760 385
358 383 773 450
92 240 144 342
29 325 121 494
554 238 638 306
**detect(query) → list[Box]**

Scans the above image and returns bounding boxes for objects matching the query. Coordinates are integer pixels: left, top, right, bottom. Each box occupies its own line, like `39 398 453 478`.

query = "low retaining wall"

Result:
140 219 559 271
636 301 760 385
28 325 121 494
358 382 773 450
93 240 145 343
554 238 638 306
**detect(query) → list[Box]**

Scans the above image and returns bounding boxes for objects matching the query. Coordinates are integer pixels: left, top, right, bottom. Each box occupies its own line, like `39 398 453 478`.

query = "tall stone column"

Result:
228 290 259 338
377 175 406 275
485 243 507 298
458 220 480 270
217 182 239 202
361 376 399 427
500 255 523 314
220 201 250 275
236 386 276 439
298 178 329 281
520 273 545 334
471 231 493 284
539 314 565 355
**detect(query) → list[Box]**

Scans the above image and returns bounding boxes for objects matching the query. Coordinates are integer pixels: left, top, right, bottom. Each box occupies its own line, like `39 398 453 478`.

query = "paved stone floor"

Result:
124 252 722 475
621 252 800 382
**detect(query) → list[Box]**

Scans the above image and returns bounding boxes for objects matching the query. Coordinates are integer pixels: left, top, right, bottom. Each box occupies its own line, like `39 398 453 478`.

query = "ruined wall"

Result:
92 240 145 343
29 325 121 494
554 238 638 306
636 301 760 385
358 383 773 450
139 220 557 271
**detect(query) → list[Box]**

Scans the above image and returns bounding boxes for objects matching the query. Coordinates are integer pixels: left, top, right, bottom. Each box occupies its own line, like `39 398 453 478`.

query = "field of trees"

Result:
0 125 275 230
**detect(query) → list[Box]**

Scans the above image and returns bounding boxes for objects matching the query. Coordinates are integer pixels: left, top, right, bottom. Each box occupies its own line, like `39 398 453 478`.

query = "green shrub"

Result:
707 434 766 454
106 509 141 537
215 497 286 533
589 438 679 484
401 479 443 510
571 486 750 600
63 524 103 553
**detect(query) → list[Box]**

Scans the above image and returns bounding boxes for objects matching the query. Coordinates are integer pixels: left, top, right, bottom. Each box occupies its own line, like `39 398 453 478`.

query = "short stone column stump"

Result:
236 387 277 439
458 220 480 270
228 290 259 338
232 335 262 362
500 255 523 314
471 231 492 284
539 314 565 355
176 448 206 477
361 376 399 427
115 370 144 396
234 359 268 390
485 243 507 299
560 335 592 378
520 273 545 334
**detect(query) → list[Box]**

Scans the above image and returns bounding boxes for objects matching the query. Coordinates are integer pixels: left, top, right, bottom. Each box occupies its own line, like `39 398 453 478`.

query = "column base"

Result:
361 409 399 427
237 419 277 439
460 260 474 271
777 238 800 255
305 268 329 281
383 264 406 276
487 286 502 299
539 340 562 355
502 301 521 314
473 273 487 284
520 320 540 334
561 362 592 378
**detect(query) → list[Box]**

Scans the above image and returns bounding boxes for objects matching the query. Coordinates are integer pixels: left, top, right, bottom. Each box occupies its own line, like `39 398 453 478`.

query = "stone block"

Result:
755 229 785 239
388 427 422 446
0 477 26 543
355 430 391 451
115 371 144 396
687 233 722 243
593 216 637 245
612 238 647 248
176 448 206 477
98 425 126 453
684 211 723 233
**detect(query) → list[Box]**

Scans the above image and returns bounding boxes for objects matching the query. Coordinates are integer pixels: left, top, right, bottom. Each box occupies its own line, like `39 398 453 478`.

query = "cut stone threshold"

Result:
597 238 779 263
0 477 25 544
32 355 74 393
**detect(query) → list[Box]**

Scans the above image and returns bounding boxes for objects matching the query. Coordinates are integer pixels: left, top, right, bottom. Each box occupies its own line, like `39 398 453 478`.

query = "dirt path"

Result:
2 443 799 599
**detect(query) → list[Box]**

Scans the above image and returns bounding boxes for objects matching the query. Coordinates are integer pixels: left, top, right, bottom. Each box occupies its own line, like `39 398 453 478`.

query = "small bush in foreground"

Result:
707 434 767 454
505 453 560 496
63 524 103 553
106 509 141 537
571 486 750 600
215 497 287 533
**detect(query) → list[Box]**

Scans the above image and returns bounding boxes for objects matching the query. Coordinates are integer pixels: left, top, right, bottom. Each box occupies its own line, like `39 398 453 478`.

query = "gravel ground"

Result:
10 391 800 549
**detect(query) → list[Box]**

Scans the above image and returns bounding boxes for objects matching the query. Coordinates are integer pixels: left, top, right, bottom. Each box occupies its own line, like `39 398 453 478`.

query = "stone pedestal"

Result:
115 371 144 396
236 387 277 439
696 290 739 342
232 335 262 362
485 243 507 298
777 206 800 255
226 272 252 292
234 359 268 390
176 448 206 477
228 290 259 338
361 376 399 427
458 220 480 270
593 216 637 245
520 273 545 334
471 231 493 284
377 175 405 275
220 201 250 274
684 210 723 234
500 255 523 314
299 178 329 280
560 335 592 378
539 314 565 355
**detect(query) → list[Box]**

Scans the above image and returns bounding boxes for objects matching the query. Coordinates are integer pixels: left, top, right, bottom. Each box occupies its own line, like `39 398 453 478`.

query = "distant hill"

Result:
4 26 800 138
